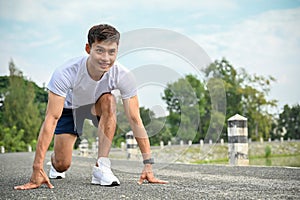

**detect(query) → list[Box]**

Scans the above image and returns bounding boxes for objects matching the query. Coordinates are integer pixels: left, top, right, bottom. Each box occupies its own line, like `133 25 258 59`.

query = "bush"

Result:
265 145 272 158
0 126 27 152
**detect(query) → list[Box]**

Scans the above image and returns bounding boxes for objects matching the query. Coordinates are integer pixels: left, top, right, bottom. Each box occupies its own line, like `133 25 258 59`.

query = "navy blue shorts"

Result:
54 104 99 136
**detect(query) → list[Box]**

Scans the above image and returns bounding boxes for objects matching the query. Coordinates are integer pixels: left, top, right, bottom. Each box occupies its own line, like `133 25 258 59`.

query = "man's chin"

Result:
102 68 110 72
99 65 111 71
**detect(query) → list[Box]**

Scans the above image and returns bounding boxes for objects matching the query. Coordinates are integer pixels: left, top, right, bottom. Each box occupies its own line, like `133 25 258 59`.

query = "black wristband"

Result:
143 158 154 165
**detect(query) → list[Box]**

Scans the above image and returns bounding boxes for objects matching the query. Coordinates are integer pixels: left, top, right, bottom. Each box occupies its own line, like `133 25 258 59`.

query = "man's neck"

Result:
86 57 105 81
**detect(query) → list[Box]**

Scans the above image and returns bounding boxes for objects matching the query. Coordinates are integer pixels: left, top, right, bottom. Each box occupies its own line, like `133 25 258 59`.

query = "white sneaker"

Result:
49 165 66 179
91 157 120 186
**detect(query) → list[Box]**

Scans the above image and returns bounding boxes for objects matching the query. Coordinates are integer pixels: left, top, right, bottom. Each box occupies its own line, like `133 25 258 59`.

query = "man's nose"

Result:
101 52 109 61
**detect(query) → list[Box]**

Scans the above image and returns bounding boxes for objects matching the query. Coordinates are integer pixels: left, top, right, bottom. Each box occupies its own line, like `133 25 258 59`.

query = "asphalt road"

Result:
1 152 299 200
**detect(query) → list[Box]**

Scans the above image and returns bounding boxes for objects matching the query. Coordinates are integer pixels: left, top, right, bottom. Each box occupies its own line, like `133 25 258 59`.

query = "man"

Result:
14 24 167 190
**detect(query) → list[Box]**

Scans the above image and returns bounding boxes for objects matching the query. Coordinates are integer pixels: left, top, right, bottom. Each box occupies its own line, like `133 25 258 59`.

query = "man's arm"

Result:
14 91 65 190
122 96 151 160
122 96 168 184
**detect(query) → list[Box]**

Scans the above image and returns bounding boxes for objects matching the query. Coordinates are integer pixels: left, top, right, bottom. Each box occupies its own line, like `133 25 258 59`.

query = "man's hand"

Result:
14 168 54 190
138 164 168 185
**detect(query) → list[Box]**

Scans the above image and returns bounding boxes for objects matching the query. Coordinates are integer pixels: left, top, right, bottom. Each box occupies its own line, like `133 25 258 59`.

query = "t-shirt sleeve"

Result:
47 67 73 98
117 69 137 99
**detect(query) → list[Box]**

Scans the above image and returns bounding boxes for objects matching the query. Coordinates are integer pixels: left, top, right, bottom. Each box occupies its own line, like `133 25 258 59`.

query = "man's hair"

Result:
88 24 120 46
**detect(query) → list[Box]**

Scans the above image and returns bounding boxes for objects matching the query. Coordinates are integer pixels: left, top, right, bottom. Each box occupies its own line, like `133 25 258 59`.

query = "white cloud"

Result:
1 0 299 108
194 7 300 106
0 0 238 25
133 0 237 11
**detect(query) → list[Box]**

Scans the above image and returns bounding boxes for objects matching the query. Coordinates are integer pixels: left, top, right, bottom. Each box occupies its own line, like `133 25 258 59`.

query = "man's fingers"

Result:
149 178 169 184
137 174 146 185
137 173 168 185
14 185 24 190
14 182 39 190
14 180 54 190
45 180 54 189
40 169 54 189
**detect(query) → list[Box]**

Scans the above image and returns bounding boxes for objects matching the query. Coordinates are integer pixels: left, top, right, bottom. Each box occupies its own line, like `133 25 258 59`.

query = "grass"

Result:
180 142 300 167
191 158 228 165
250 154 300 167
191 153 300 166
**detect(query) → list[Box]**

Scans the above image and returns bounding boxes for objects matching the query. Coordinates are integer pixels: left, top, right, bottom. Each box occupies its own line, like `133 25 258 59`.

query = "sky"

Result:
0 0 299 116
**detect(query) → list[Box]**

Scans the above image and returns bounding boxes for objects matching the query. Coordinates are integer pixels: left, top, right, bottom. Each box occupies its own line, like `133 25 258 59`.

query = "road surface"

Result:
0 152 299 199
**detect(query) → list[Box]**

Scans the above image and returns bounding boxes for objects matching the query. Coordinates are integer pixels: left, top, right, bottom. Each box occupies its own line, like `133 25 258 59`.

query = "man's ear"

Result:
85 43 91 54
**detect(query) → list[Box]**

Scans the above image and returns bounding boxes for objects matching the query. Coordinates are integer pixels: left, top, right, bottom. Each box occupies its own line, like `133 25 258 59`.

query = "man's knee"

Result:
52 155 71 172
53 159 71 172
97 93 116 115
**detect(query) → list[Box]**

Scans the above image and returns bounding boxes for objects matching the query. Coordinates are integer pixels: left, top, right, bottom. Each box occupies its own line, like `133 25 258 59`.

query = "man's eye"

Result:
96 49 104 53
109 50 115 55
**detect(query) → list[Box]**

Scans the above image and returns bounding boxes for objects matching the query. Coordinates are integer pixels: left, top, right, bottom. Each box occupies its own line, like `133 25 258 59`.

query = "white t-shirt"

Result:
47 56 137 109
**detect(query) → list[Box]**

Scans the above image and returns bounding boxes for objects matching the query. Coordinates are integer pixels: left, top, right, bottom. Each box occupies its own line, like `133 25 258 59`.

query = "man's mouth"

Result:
99 63 110 69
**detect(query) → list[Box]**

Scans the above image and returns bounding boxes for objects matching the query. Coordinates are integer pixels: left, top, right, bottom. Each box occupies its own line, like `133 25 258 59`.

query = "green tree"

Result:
81 119 98 147
204 77 227 142
2 60 42 146
115 98 130 147
0 126 27 152
31 81 48 118
241 74 277 140
147 117 172 146
115 99 171 146
162 75 206 143
203 59 244 141
203 59 244 117
277 104 300 139
139 107 172 145
203 58 277 140
0 76 9 123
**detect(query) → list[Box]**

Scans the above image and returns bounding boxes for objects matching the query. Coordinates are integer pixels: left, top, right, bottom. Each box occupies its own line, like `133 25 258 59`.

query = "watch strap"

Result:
143 158 154 165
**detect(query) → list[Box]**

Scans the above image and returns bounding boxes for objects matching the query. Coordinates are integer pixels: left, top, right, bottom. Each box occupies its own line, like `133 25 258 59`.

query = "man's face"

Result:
86 40 118 73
